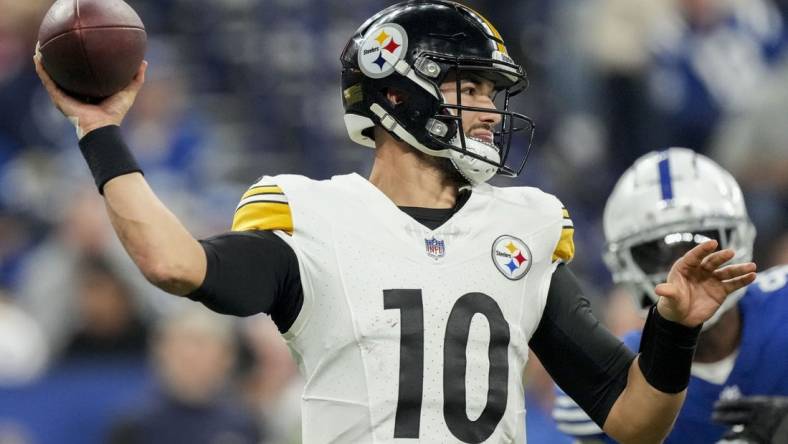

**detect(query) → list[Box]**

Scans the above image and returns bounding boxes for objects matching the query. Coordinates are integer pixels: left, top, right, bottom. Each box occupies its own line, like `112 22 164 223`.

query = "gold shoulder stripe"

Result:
237 194 288 210
232 201 293 234
241 185 284 201
552 227 575 263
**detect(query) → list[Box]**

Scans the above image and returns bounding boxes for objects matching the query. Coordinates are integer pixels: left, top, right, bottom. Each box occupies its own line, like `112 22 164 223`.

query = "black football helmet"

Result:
340 0 535 184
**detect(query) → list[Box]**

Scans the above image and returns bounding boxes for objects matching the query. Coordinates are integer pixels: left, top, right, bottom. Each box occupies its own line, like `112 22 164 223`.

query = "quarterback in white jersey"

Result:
35 0 758 443
231 173 572 442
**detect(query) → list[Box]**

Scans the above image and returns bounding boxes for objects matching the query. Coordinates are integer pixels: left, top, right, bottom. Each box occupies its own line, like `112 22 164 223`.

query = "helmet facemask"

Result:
416 52 535 184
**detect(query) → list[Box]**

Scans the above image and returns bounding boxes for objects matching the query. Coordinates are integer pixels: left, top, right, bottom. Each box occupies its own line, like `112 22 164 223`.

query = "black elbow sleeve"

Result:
187 230 303 332
529 265 635 427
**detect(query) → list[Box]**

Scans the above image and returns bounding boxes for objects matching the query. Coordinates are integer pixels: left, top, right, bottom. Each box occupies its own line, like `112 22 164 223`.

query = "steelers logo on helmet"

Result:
357 23 408 79
491 235 532 280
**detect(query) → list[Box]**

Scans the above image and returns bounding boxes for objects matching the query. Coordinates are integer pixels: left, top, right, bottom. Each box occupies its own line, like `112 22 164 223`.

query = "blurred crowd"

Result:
0 0 786 443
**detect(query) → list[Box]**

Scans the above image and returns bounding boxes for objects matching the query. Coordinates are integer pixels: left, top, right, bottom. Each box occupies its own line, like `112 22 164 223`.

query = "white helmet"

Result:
603 148 755 329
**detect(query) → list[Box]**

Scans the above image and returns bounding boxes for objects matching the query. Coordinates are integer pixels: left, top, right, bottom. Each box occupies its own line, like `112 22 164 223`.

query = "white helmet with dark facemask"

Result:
340 0 535 185
603 148 756 329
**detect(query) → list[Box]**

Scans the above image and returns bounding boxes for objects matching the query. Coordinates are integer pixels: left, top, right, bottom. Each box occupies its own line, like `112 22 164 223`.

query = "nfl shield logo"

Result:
424 237 446 260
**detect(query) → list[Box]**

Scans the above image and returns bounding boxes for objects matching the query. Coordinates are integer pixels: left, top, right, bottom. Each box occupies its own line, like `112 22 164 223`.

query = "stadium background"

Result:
0 0 786 442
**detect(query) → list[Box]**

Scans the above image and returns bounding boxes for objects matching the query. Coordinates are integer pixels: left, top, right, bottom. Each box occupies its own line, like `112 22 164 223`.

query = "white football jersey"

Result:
232 173 575 444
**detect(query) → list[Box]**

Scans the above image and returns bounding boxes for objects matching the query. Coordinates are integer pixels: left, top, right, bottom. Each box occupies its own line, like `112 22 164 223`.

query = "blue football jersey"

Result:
553 265 788 443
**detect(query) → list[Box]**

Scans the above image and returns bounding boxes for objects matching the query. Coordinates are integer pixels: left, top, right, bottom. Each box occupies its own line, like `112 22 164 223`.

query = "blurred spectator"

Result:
530 0 677 288
241 317 302 444
107 307 262 444
568 0 675 175
62 256 148 360
544 0 786 289
0 0 50 162
646 0 785 152
0 288 48 385
14 187 161 353
524 357 572 444
711 55 788 266
124 39 213 190
0 209 41 290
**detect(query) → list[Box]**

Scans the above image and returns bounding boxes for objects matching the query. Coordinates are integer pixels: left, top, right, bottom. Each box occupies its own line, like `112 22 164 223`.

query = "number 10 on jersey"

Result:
384 289 511 443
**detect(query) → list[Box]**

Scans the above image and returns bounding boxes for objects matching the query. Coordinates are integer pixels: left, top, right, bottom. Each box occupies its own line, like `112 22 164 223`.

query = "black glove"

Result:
713 396 788 444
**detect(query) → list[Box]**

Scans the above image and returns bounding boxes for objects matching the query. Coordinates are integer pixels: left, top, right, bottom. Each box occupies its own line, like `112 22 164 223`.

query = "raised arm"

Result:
34 54 205 295
604 241 756 443
102 171 206 294
533 241 756 444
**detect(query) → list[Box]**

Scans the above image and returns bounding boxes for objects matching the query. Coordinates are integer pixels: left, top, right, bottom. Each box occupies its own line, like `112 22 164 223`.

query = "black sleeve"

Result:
528 264 635 428
186 230 303 333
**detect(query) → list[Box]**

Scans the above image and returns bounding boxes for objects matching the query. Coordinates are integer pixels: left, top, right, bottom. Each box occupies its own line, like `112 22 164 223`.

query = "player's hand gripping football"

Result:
33 44 147 139
654 240 756 328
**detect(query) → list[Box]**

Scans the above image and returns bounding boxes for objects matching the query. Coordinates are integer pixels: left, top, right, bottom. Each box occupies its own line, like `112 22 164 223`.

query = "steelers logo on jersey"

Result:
358 23 408 79
491 235 532 280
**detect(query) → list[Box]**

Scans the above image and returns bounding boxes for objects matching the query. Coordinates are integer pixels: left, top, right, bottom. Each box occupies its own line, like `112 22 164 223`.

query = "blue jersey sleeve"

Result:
552 386 608 441
736 265 788 390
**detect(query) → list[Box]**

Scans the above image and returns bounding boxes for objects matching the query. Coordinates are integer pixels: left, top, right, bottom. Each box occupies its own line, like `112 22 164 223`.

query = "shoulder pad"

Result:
231 176 293 234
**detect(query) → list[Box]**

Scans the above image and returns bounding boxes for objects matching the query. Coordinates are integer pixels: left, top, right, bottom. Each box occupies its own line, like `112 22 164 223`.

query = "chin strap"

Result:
369 103 445 158
369 102 500 185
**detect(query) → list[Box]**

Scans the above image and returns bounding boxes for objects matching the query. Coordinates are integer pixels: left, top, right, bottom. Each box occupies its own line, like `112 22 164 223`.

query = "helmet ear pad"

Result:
364 73 458 146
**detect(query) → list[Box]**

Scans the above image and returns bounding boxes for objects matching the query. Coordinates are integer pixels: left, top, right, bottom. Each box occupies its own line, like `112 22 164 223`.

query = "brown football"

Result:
38 0 146 99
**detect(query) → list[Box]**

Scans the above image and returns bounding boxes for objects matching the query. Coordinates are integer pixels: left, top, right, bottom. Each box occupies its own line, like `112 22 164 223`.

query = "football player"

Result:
553 148 788 443
34 2 757 442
